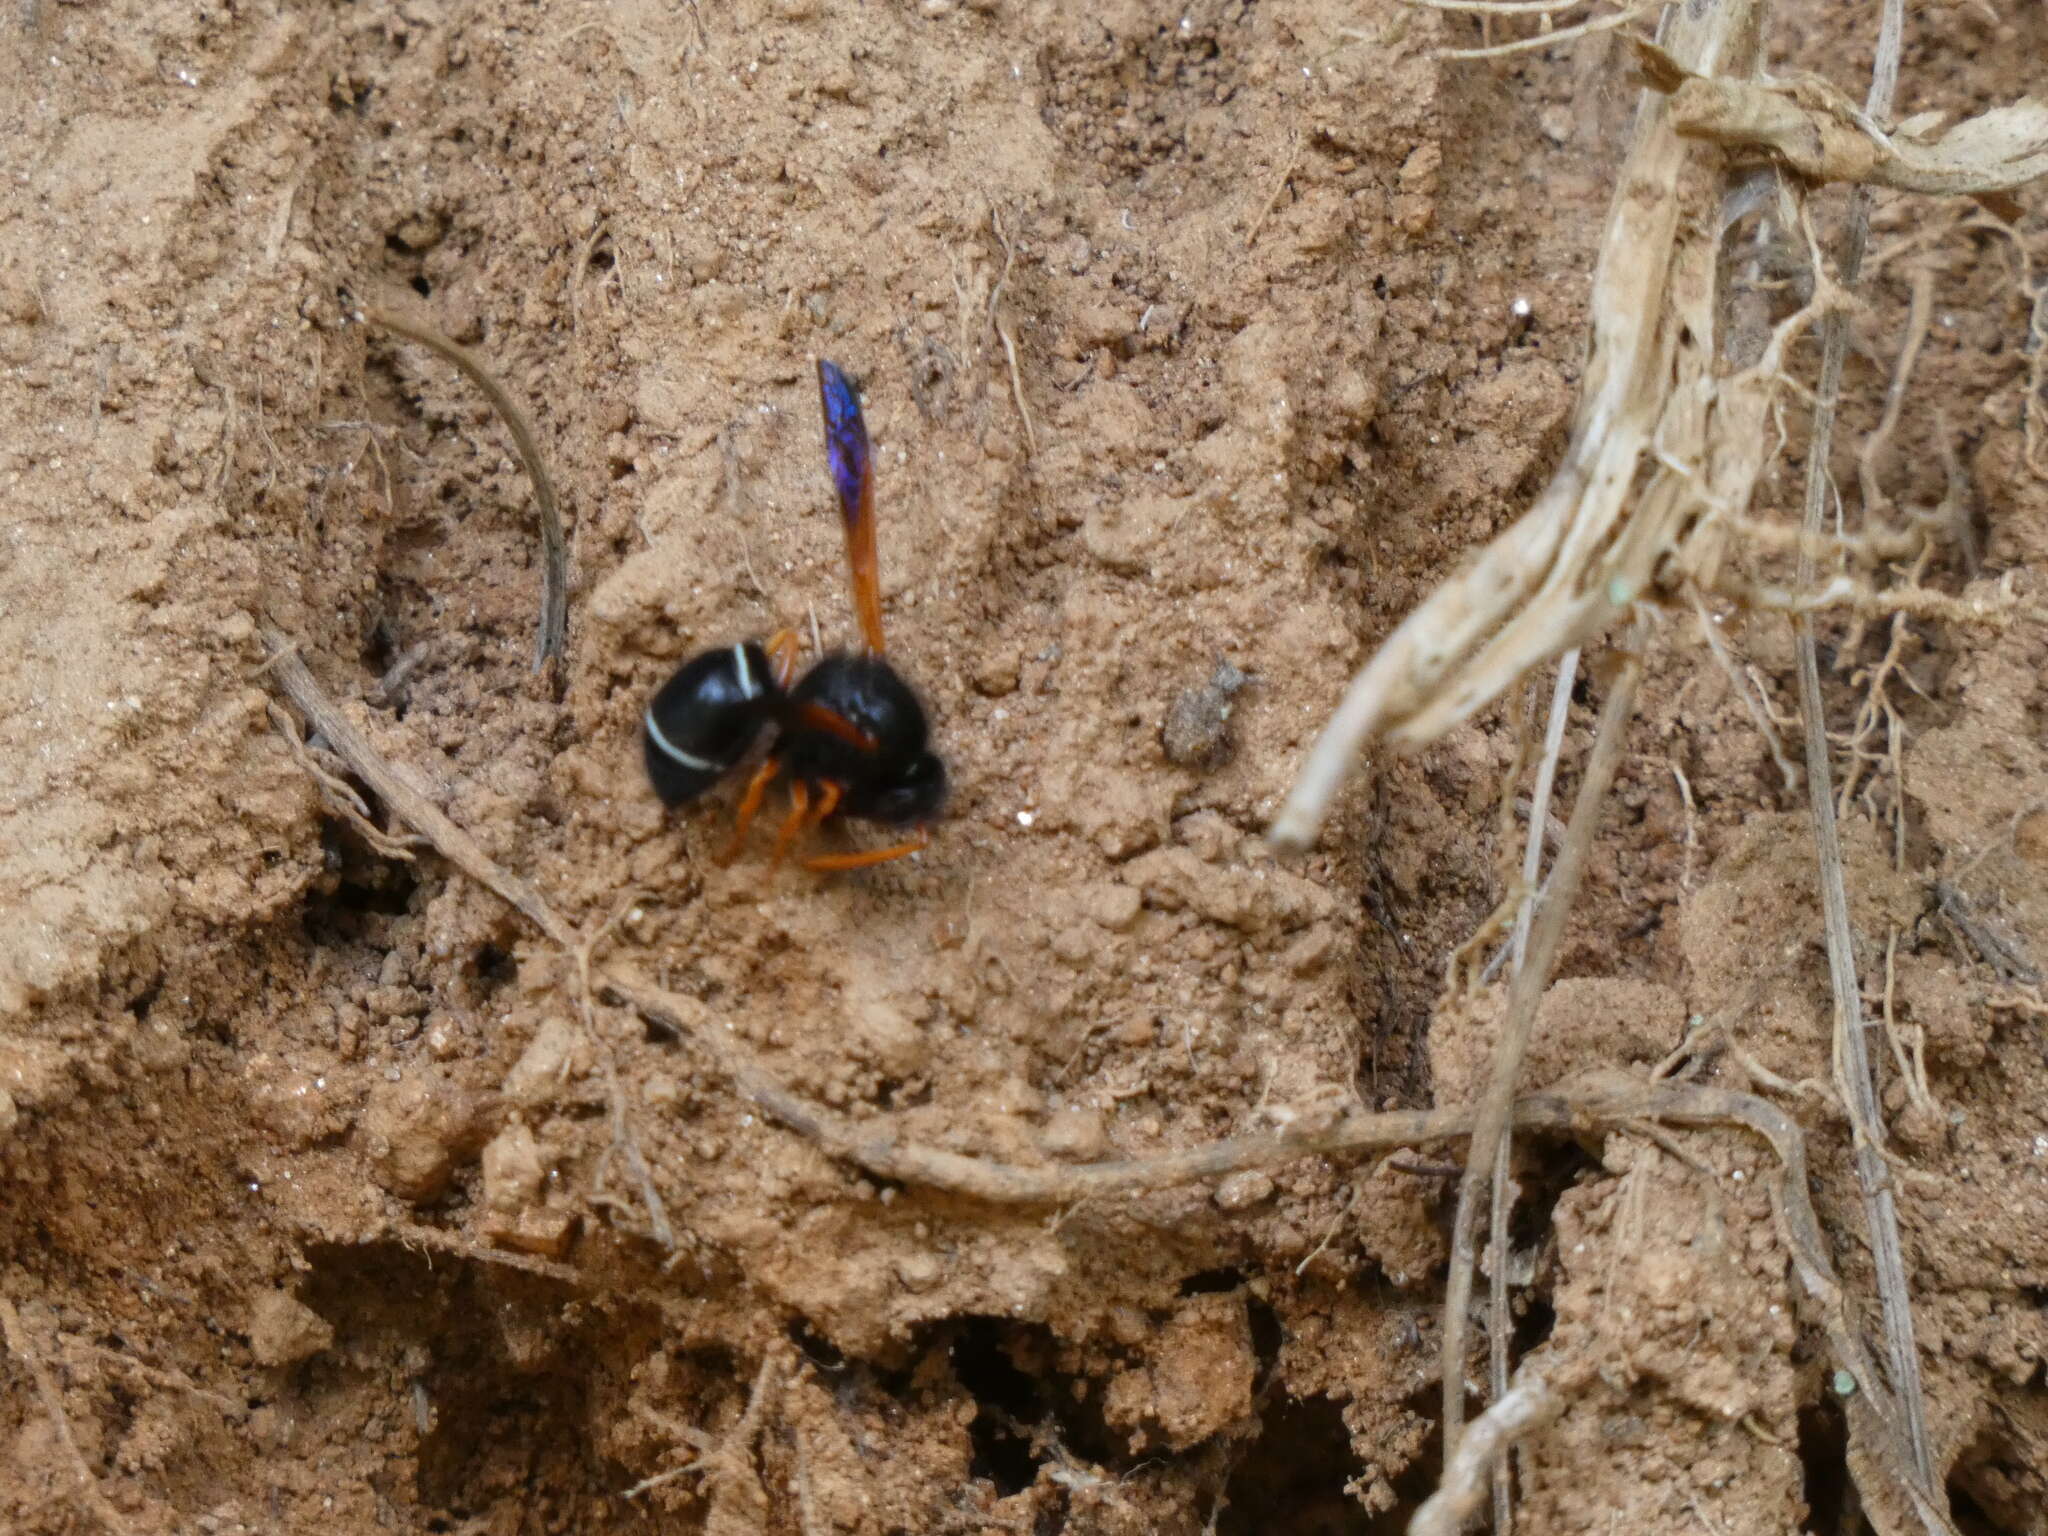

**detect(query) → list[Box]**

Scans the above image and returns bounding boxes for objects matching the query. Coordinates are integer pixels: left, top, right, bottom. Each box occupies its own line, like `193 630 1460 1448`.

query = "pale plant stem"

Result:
1443 627 1645 1459
1489 647 1579 1531
1789 0 1937 1497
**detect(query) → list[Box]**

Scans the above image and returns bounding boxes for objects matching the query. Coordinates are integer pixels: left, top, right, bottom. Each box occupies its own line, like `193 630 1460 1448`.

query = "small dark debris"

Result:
1161 659 1252 769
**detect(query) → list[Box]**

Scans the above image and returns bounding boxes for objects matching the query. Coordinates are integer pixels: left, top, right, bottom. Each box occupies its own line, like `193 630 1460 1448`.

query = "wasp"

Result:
641 360 946 871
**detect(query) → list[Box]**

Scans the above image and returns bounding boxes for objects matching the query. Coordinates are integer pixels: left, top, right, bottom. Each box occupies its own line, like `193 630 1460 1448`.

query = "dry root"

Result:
354 304 570 674
1655 54 2048 196
1268 2 2041 854
1410 1363 1565 1536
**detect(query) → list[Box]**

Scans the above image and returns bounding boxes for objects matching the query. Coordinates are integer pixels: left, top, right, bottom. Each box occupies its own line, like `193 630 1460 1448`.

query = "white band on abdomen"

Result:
644 707 720 772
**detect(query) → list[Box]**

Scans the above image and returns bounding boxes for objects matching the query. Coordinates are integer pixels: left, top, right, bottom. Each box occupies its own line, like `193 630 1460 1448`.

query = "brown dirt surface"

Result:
4 2 2047 1533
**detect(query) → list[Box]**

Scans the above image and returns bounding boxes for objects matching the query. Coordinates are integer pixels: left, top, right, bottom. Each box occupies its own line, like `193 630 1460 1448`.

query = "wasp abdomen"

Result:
643 641 778 806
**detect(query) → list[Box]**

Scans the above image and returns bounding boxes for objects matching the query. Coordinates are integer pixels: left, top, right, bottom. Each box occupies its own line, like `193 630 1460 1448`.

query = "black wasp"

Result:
641 360 946 872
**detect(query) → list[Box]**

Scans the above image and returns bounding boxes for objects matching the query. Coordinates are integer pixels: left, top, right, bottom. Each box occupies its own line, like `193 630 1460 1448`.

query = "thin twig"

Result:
263 633 574 947
1511 652 1578 973
568 218 612 334
1401 0 1608 12
574 897 678 1251
0 1295 135 1536
1854 265 1936 522
1432 3 1645 59
794 1421 825 1536
1489 646 1576 1532
267 699 422 860
626 1351 782 1500
988 204 1039 459
1690 594 1800 792
1934 881 2037 984
1879 929 1942 1123
388 1219 586 1284
1486 1131 1517 1536
1245 135 1302 248
360 305 570 672
1443 626 1645 1457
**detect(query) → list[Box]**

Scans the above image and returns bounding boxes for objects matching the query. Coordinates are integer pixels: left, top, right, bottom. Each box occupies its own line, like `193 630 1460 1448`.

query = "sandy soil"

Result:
4 1 2047 1532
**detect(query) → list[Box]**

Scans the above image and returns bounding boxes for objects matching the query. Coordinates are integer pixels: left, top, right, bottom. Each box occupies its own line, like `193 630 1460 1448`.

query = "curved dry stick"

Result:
610 971 1614 1200
1436 3 1646 60
263 634 574 948
1666 77 2048 195
360 305 569 673
1484 648 1577 1531
1411 1365 1563 1536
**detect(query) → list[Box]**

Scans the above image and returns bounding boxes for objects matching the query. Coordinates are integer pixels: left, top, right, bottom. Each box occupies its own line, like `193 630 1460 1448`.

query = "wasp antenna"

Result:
817 359 886 656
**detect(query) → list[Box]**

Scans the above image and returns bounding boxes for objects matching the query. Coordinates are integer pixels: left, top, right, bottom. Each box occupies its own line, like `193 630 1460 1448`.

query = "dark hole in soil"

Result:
363 618 395 673
129 978 163 1022
473 944 515 988
1247 1293 1285 1382
952 1319 1043 1496
1797 1398 1850 1535
1947 1424 2036 1536
303 856 421 947
788 1318 848 1374
943 1318 1137 1497
1218 1394 1365 1535
1219 1387 1440 1536
1949 1478 2014 1536
1512 1293 1557 1358
1179 1267 1245 1296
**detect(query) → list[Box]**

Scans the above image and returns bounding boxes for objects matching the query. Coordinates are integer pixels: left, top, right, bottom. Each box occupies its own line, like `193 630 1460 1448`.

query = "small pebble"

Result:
486 1208 579 1259
481 1121 546 1214
896 1253 943 1292
503 1018 578 1107
1162 659 1252 769
248 1291 333 1367
1214 1170 1276 1211
1042 1107 1108 1161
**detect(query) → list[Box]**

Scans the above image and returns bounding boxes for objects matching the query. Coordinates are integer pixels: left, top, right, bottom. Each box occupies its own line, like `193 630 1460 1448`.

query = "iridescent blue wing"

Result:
817 360 885 654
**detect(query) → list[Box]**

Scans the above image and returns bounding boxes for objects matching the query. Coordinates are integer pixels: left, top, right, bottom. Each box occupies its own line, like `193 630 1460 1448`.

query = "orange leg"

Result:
803 823 930 873
764 627 802 690
767 780 844 871
810 780 844 824
716 758 780 865
767 780 811 871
